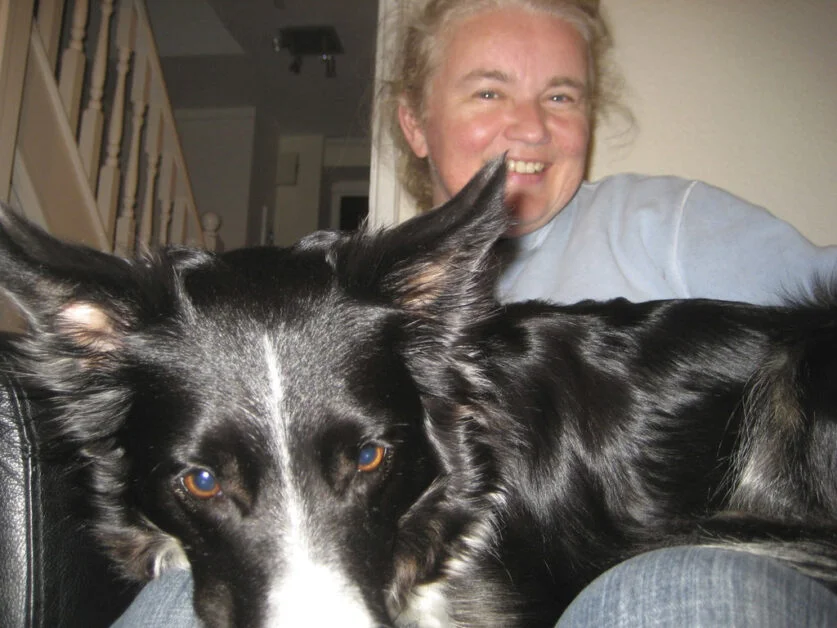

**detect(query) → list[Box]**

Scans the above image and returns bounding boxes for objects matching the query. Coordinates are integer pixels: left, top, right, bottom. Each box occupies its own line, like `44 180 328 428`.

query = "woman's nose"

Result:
504 100 549 144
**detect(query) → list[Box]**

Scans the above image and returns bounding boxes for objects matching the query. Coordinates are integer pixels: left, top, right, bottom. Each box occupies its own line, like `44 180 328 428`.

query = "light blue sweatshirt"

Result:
496 174 837 306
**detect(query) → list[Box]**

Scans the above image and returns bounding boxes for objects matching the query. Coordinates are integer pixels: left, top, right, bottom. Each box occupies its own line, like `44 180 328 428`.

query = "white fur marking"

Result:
268 551 379 627
263 335 305 541
58 302 119 350
261 336 377 627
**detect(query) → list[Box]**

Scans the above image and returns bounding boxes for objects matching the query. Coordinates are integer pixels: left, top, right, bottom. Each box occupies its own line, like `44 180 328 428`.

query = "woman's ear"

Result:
398 100 429 158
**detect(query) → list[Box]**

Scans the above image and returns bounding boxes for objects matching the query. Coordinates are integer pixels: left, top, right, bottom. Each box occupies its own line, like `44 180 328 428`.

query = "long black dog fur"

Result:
2 158 837 627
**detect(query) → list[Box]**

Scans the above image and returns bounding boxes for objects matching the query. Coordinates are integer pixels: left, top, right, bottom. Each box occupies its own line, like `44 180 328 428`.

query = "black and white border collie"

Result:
1 158 837 627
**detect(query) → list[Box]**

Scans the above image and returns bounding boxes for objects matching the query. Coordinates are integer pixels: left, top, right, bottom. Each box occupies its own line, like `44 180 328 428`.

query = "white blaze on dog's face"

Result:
261 334 377 627
268 553 375 626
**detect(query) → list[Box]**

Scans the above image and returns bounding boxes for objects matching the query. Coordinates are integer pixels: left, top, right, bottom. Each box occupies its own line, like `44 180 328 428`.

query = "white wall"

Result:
272 136 372 246
274 135 325 246
175 107 256 250
589 0 837 245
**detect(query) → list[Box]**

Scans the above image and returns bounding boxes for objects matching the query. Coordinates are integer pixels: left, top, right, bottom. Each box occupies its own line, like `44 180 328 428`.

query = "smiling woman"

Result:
373 0 837 245
378 0 836 305
380 0 613 222
396 7 592 235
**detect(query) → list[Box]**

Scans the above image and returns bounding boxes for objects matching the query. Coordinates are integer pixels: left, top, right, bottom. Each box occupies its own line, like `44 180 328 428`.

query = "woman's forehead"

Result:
433 8 589 87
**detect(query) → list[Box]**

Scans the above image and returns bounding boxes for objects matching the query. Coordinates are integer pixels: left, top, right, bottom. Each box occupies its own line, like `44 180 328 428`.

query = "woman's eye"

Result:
182 468 222 499
475 90 498 100
357 444 387 472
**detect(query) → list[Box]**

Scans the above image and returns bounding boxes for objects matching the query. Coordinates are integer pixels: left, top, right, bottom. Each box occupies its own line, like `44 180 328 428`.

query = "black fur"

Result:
1 158 836 627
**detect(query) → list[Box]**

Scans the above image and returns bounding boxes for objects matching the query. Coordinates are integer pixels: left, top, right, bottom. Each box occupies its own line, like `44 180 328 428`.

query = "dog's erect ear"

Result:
0 205 178 352
340 156 509 325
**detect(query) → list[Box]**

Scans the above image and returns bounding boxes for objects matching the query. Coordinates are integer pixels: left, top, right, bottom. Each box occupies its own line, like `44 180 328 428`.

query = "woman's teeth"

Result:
506 159 546 174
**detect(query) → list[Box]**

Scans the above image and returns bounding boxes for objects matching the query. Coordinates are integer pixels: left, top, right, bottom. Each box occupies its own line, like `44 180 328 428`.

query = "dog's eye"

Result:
182 468 222 499
357 444 386 472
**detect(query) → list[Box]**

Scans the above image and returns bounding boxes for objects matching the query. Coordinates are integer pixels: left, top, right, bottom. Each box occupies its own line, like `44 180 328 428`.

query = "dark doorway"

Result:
339 195 369 231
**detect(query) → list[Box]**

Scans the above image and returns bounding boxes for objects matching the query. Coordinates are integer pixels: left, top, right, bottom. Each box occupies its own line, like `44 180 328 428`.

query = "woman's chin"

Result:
504 203 555 237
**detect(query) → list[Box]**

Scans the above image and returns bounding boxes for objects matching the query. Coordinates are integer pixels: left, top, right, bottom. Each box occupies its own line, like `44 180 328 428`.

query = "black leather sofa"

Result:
0 334 140 627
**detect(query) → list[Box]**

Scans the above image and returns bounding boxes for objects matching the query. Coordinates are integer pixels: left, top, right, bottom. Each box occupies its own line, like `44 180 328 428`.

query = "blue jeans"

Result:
557 547 837 627
111 547 837 627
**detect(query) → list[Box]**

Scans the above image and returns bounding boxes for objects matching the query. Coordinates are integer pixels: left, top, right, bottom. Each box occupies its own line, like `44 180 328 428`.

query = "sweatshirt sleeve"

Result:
674 181 837 305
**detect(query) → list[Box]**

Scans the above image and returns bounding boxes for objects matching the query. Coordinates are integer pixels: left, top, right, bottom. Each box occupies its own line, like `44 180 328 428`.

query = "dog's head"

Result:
0 159 508 626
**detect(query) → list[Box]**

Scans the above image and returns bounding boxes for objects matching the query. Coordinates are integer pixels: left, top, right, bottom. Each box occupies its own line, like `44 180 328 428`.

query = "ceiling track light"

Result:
273 26 344 78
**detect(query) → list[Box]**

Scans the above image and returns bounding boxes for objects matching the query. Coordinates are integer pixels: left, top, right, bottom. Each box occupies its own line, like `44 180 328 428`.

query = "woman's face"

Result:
399 7 591 236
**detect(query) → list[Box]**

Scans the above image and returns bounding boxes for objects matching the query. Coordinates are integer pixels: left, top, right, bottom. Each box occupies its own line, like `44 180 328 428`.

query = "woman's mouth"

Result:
506 159 546 174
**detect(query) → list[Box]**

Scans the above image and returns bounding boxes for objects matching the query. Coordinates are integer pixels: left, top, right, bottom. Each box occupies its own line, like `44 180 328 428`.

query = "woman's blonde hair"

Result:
380 0 621 210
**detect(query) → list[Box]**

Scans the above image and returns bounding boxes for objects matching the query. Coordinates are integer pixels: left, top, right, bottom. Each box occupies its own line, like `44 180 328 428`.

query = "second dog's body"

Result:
398 294 837 625
1 159 836 626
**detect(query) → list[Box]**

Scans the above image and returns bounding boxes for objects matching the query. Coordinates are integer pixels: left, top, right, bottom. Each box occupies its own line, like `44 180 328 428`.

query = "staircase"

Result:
0 0 219 256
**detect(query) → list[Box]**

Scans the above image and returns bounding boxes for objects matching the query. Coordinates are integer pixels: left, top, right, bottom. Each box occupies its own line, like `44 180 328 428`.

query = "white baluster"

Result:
114 37 149 257
138 85 163 248
157 149 177 246
78 0 114 187
201 212 222 252
58 0 88 129
36 0 66 68
186 211 203 247
170 179 189 245
96 0 134 248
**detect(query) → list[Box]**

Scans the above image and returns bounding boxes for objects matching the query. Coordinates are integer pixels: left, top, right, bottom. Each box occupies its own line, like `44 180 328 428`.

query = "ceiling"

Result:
144 0 381 139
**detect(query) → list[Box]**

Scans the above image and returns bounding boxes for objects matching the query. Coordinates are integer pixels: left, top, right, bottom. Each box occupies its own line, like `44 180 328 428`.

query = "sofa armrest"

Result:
0 335 139 627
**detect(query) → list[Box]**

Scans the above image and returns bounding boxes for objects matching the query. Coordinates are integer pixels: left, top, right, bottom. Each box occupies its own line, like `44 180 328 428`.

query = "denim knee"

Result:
110 569 201 628
557 546 837 628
